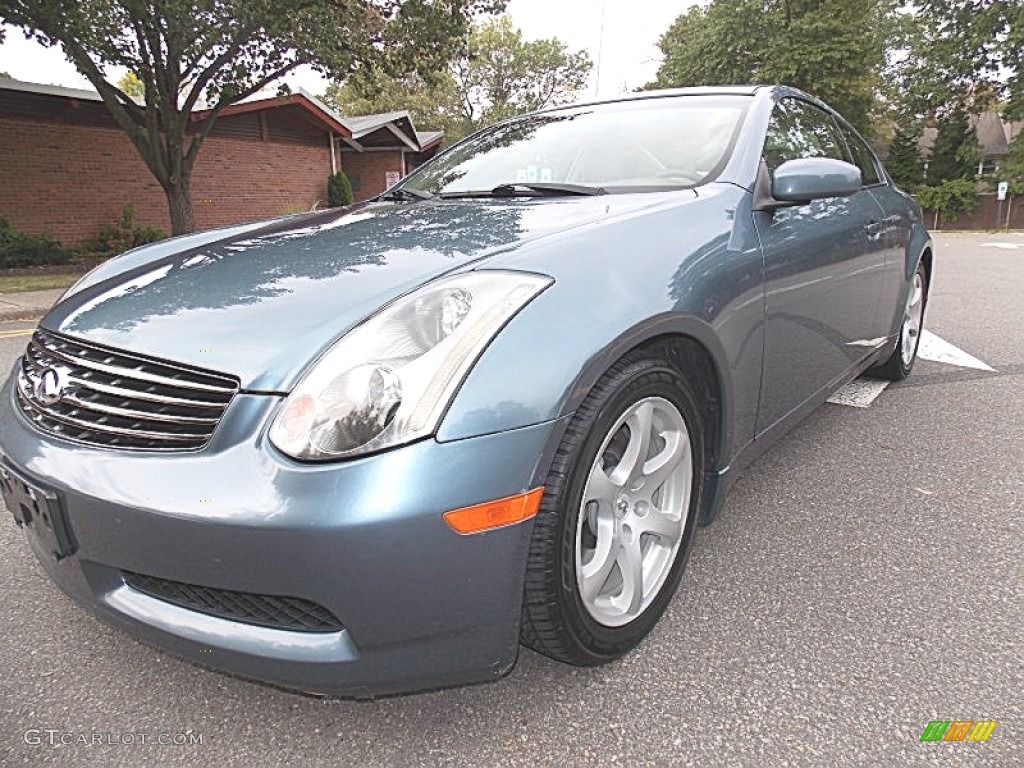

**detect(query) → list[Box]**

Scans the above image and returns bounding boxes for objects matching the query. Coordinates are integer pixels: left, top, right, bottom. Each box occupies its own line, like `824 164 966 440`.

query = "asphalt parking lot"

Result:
0 231 1021 767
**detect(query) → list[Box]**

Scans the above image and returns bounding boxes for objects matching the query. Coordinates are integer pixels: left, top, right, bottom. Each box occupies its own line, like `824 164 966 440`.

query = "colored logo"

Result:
920 720 997 742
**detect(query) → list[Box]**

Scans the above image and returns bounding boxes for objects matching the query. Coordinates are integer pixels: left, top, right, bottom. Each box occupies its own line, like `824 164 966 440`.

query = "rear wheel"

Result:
869 261 928 381
520 351 704 665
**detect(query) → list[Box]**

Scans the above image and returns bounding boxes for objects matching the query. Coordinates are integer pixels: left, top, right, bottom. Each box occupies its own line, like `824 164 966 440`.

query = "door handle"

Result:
864 221 883 240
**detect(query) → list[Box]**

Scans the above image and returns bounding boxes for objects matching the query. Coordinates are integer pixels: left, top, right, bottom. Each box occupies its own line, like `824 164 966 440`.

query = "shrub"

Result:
327 171 354 207
87 204 167 256
916 179 980 228
0 217 72 269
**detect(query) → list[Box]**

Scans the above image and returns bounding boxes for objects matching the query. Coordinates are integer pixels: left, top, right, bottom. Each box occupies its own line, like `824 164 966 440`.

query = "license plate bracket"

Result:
0 458 77 560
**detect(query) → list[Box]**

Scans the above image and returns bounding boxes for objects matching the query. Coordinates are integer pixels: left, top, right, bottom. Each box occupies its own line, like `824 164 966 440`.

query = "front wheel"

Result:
868 261 928 381
520 351 704 665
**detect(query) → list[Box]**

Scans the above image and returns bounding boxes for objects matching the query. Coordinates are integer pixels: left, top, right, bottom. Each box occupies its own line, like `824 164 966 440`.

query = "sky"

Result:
0 1 696 100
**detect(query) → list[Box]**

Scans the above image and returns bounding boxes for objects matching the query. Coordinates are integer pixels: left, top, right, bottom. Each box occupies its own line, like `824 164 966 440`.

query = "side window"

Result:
838 124 882 186
763 98 847 177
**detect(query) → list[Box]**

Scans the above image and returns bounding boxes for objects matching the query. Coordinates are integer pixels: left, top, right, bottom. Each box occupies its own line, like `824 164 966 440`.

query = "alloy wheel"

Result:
574 396 693 627
901 271 925 367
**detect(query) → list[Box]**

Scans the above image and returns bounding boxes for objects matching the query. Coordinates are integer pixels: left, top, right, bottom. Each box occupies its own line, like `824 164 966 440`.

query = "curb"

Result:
0 289 61 323
0 308 43 323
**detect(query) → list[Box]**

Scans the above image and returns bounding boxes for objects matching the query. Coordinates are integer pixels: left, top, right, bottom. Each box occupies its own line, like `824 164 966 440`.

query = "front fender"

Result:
437 185 766 477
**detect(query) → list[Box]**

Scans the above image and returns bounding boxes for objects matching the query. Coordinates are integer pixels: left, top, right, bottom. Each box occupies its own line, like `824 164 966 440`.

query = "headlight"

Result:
269 271 552 460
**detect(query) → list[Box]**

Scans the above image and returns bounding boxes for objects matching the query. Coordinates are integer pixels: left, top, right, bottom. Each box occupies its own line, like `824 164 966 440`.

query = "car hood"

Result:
42 195 682 390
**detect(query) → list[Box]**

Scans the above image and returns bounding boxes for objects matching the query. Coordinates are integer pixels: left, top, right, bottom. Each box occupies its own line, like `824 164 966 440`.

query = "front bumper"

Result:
0 371 566 697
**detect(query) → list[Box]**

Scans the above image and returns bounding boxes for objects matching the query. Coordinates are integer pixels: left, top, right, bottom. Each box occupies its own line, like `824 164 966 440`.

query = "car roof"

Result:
556 85 766 113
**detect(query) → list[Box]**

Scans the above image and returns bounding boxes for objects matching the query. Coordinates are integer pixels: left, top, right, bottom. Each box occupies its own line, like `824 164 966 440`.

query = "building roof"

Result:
0 77 105 103
341 111 410 135
975 111 1009 157
334 110 419 151
416 131 445 151
919 111 1015 158
207 87 352 137
0 77 442 152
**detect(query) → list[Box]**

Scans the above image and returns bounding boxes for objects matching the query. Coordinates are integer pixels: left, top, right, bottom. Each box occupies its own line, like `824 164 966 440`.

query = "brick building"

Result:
0 78 443 245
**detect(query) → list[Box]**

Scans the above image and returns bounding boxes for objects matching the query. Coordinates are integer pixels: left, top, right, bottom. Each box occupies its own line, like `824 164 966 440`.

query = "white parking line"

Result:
917 330 995 371
828 330 995 408
981 242 1024 250
827 378 890 408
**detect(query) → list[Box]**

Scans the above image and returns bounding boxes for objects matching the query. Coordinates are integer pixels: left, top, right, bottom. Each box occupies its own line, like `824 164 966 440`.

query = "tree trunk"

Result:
165 183 196 236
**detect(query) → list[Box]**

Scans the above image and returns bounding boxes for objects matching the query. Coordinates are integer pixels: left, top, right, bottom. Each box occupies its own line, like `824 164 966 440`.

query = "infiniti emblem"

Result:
34 366 69 405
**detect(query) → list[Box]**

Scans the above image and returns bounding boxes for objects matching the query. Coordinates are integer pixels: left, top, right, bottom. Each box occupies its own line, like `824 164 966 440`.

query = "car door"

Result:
835 118 901 339
839 121 912 338
754 97 889 435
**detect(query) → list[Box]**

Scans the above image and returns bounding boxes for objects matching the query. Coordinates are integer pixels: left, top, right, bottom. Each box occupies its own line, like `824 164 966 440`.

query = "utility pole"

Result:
593 0 608 98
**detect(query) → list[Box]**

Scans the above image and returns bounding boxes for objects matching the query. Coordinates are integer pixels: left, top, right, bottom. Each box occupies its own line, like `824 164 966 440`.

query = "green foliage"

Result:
116 71 144 100
0 217 72 268
927 111 979 184
459 16 591 125
648 1 1020 131
650 0 896 137
326 67 473 142
87 204 166 256
886 123 926 191
916 178 980 225
0 1 505 234
327 172 354 207
1002 134 1024 196
325 14 590 142
890 1 1021 118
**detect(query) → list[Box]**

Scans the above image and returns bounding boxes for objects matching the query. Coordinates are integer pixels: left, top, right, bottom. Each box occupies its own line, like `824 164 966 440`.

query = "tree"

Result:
325 67 472 142
891 1 1021 118
926 110 979 184
886 123 926 190
117 71 144 100
325 15 590 143
456 16 591 125
649 0 897 136
0 0 504 235
1006 3 1024 119
1001 134 1024 196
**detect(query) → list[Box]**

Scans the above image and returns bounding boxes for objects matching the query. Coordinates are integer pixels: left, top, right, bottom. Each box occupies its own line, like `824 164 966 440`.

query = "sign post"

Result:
996 182 1011 229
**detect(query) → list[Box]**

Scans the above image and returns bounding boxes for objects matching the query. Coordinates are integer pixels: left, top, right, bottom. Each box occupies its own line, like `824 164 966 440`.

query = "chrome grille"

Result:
16 328 239 451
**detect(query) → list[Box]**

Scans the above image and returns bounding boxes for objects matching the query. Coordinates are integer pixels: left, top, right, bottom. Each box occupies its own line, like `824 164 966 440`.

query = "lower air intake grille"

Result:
122 571 343 633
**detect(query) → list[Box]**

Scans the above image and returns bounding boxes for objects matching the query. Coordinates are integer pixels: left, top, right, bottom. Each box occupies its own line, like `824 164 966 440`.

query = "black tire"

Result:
868 260 929 381
520 350 705 666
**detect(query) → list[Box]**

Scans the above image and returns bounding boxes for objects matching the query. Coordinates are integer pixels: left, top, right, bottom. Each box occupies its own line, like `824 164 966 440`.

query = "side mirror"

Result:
772 158 862 203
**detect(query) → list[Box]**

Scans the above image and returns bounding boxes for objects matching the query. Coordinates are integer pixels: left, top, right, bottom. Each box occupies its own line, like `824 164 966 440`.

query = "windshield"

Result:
398 95 751 197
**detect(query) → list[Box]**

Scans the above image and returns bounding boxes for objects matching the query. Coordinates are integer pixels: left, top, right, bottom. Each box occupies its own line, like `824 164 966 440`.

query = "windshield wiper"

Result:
440 182 606 199
380 187 435 201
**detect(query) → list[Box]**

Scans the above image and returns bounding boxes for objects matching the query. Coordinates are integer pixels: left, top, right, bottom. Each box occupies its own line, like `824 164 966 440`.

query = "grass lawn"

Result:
0 273 81 294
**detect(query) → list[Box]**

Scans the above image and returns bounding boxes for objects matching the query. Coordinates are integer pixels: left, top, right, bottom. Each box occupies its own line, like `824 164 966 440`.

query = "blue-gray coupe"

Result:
0 86 931 697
